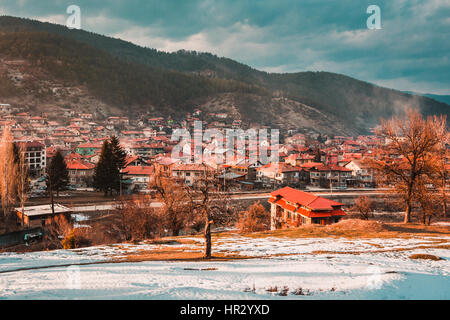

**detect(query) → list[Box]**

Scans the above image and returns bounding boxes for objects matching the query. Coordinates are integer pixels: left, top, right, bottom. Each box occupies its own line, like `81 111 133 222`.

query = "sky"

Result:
0 0 449 94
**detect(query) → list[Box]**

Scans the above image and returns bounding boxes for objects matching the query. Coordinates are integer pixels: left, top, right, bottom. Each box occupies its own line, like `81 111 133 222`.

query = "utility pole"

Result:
328 173 333 196
119 171 122 197
48 174 55 216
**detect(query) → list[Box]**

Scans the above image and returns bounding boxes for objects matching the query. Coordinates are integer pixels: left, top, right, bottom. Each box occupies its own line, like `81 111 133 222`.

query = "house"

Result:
171 163 215 186
344 159 375 187
76 142 102 156
285 153 316 166
148 117 164 126
308 164 352 188
79 113 93 120
66 159 95 187
153 156 180 176
230 161 262 182
130 143 165 159
121 131 145 139
268 187 346 229
257 163 307 187
30 116 45 124
217 171 246 190
122 165 154 192
124 155 149 167
16 204 72 228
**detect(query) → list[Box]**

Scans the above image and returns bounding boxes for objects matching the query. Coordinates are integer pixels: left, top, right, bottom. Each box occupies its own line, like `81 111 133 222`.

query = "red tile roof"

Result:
172 163 214 172
66 159 95 170
270 187 344 211
123 166 154 176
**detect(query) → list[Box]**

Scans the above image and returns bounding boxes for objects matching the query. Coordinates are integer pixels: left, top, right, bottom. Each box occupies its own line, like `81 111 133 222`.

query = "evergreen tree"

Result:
46 150 69 197
109 135 127 195
110 136 126 168
314 147 322 163
94 140 120 196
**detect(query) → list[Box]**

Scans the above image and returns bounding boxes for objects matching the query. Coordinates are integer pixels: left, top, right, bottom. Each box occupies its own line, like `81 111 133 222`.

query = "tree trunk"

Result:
404 182 413 223
21 202 25 227
204 220 212 259
50 190 55 216
404 202 412 223
442 180 447 218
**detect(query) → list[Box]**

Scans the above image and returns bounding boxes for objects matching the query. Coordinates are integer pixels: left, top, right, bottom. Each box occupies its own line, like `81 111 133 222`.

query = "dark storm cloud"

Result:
1 0 448 94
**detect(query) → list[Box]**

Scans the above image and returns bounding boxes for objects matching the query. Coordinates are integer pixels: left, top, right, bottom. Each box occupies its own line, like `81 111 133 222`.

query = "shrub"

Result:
351 196 374 220
236 201 270 233
62 229 92 249
112 196 162 242
409 254 442 261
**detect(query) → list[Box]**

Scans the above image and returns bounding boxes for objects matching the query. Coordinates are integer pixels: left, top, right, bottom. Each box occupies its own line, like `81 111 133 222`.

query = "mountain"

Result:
0 16 448 135
404 91 450 106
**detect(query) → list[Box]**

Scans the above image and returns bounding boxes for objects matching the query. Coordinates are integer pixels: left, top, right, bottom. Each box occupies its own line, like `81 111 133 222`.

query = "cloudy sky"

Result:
1 0 449 94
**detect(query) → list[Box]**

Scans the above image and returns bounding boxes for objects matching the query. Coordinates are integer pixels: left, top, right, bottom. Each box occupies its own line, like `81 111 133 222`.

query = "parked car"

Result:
24 231 43 245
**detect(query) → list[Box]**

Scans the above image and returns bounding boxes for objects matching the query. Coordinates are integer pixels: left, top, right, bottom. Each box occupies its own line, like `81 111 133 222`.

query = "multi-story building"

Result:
66 159 95 187
269 187 346 229
256 163 308 187
171 163 215 186
308 164 352 188
344 159 375 188
16 141 47 177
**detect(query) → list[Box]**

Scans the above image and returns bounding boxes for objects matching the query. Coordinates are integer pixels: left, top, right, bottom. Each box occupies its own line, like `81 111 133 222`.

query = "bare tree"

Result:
414 177 441 225
16 143 30 227
434 128 449 218
187 170 232 259
352 195 374 220
0 126 18 232
367 109 447 223
148 168 193 237
113 195 161 242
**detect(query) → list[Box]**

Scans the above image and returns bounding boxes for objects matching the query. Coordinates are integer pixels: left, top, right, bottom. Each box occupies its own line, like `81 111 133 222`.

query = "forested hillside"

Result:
0 16 448 133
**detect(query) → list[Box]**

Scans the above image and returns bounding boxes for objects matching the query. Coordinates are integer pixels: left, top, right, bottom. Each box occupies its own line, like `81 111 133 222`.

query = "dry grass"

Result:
309 242 450 256
409 254 443 261
233 219 450 240
114 246 253 262
70 218 448 263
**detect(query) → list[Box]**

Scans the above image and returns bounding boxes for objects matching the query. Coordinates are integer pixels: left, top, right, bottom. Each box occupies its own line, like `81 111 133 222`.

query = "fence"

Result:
0 227 43 248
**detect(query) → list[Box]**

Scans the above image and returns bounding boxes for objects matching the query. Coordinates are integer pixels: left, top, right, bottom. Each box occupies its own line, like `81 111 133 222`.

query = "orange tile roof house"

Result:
66 159 95 187
269 187 346 229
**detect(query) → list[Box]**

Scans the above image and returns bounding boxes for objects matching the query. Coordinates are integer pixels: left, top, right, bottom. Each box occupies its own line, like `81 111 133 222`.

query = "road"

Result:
68 189 395 214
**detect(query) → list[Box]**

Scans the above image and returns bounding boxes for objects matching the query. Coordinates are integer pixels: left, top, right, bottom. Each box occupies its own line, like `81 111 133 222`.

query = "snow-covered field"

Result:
0 235 449 299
